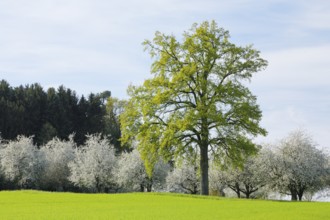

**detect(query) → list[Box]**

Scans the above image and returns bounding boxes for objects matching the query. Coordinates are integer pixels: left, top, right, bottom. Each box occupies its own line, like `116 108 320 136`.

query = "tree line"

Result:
0 80 125 151
0 130 328 201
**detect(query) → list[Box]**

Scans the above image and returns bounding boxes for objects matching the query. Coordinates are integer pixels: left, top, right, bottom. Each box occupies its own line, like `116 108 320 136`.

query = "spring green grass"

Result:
0 190 329 220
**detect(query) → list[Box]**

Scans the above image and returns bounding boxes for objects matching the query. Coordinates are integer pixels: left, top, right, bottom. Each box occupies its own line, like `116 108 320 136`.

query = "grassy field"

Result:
0 191 329 220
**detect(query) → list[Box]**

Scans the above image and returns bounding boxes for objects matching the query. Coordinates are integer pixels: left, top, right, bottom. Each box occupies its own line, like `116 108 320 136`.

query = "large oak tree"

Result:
121 21 267 195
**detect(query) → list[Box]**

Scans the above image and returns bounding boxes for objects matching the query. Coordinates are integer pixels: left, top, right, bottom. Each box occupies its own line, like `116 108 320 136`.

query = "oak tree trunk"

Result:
200 142 209 195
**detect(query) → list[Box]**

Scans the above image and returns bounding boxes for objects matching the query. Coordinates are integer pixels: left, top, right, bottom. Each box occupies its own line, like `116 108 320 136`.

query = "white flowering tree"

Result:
210 153 267 198
68 134 117 192
209 163 227 197
0 137 6 189
40 136 76 191
265 130 330 201
116 148 169 192
166 160 200 194
0 136 45 188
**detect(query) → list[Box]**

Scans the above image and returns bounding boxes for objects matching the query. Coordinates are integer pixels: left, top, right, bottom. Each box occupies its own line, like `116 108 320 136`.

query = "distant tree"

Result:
68 134 117 192
211 153 267 198
98 90 111 104
40 136 76 191
0 80 25 140
37 122 58 145
19 83 47 144
44 87 59 135
0 97 25 140
54 86 79 139
85 93 106 135
0 80 11 98
265 130 330 201
104 97 128 152
116 148 169 192
120 20 267 195
74 95 89 145
0 136 44 188
166 159 200 194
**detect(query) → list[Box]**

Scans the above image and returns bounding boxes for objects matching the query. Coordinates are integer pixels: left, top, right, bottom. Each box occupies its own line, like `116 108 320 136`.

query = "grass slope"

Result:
0 191 329 220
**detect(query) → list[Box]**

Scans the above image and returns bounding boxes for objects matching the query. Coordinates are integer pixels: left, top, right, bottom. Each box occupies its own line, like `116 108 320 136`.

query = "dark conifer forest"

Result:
0 79 122 150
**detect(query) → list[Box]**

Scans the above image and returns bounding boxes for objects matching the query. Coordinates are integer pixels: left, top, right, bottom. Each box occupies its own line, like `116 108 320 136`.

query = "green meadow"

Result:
0 191 329 220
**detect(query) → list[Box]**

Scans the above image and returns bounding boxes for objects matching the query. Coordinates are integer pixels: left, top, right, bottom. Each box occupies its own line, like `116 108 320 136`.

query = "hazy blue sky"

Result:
0 0 329 149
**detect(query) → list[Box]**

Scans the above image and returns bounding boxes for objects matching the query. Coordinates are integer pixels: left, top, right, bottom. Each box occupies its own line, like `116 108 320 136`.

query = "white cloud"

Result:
253 45 330 88
250 44 330 148
295 2 330 30
255 107 305 143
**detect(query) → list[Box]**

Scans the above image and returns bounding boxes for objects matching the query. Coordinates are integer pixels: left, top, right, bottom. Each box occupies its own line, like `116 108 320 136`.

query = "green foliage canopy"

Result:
120 21 267 195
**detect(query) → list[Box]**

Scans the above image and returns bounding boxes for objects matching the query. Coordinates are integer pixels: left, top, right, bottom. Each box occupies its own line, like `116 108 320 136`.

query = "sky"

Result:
0 0 329 150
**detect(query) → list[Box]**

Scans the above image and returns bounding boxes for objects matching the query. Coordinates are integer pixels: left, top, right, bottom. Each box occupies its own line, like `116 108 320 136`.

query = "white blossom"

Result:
40 136 76 191
166 160 200 194
0 136 44 188
116 148 169 192
68 134 117 192
265 130 329 201
210 154 267 198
